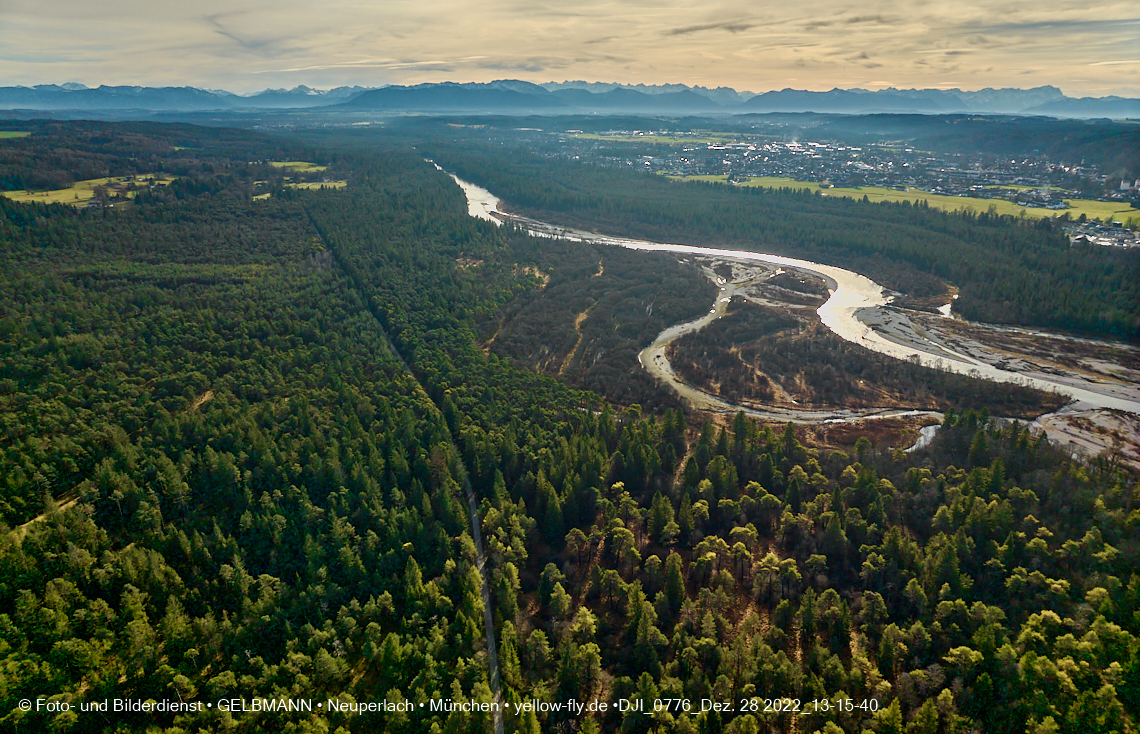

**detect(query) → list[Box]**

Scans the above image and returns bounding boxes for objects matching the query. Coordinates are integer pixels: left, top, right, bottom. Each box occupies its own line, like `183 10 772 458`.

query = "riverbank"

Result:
446 170 1140 459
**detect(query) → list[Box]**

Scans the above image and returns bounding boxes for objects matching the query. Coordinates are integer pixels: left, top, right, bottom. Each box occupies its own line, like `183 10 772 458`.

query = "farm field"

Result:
983 183 1064 191
255 181 347 199
0 173 175 206
269 160 327 171
668 174 1139 222
0 131 31 139
571 132 737 144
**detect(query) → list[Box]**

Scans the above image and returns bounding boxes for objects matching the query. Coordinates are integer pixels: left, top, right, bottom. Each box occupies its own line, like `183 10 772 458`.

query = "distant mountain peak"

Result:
32 83 90 92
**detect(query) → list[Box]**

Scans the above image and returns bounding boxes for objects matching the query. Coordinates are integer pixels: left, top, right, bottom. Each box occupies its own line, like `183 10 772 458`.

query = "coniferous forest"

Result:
1 122 1138 734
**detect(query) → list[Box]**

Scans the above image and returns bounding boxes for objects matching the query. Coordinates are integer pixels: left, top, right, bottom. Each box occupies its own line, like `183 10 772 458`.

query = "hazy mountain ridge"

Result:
541 80 757 106
340 83 568 111
338 82 1135 117
0 80 1135 117
0 84 376 111
736 85 1071 114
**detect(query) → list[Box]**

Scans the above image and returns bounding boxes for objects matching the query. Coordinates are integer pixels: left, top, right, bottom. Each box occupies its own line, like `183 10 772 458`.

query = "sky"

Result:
1 0 1138 96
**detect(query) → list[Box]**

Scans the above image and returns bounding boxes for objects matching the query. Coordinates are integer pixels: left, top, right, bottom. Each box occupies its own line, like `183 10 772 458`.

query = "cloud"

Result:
963 18 1140 35
807 14 898 30
845 15 898 25
845 51 882 67
205 14 295 57
665 20 756 36
260 56 494 74
255 60 396 73
0 0 1135 96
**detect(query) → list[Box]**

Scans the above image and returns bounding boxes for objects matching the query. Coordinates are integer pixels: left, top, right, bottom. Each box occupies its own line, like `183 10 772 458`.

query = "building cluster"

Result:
537 130 1136 226
1065 220 1140 248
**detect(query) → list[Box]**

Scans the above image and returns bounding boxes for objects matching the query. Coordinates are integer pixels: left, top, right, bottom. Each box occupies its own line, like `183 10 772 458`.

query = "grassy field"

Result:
270 161 327 172
0 131 30 139
0 174 175 207
257 181 348 199
983 183 1064 192
662 173 756 184
668 174 1139 223
734 176 816 191
663 174 818 190
571 133 737 145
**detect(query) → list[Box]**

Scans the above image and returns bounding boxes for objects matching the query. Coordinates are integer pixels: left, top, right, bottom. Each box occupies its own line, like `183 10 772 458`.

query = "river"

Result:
445 171 1140 418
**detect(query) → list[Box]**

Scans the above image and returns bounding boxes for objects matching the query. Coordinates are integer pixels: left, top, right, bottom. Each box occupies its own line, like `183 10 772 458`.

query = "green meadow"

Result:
269 161 328 171
0 174 175 207
669 174 1139 223
570 133 736 145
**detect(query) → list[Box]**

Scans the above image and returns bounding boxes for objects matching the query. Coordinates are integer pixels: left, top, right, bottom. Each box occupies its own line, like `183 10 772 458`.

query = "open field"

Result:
256 181 348 199
0 174 175 207
1059 199 1140 221
983 183 1064 191
733 176 816 191
663 174 820 192
0 131 31 139
668 174 1139 223
269 161 327 171
571 133 736 144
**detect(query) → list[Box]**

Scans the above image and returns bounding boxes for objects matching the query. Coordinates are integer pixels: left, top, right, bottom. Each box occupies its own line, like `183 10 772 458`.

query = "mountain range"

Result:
0 84 370 111
1 81 1137 118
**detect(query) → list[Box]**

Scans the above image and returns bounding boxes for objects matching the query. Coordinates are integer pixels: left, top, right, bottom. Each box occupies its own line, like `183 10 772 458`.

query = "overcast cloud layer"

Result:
2 0 1137 96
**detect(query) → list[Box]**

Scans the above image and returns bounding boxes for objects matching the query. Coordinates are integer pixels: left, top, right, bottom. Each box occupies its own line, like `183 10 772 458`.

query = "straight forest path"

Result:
308 211 505 734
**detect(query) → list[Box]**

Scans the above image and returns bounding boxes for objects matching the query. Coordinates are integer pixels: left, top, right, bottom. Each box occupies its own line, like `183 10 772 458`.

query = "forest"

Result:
0 121 334 196
473 234 714 412
1 121 1138 734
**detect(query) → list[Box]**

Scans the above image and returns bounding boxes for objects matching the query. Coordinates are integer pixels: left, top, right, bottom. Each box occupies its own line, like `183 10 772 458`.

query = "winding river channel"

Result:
445 170 1140 423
